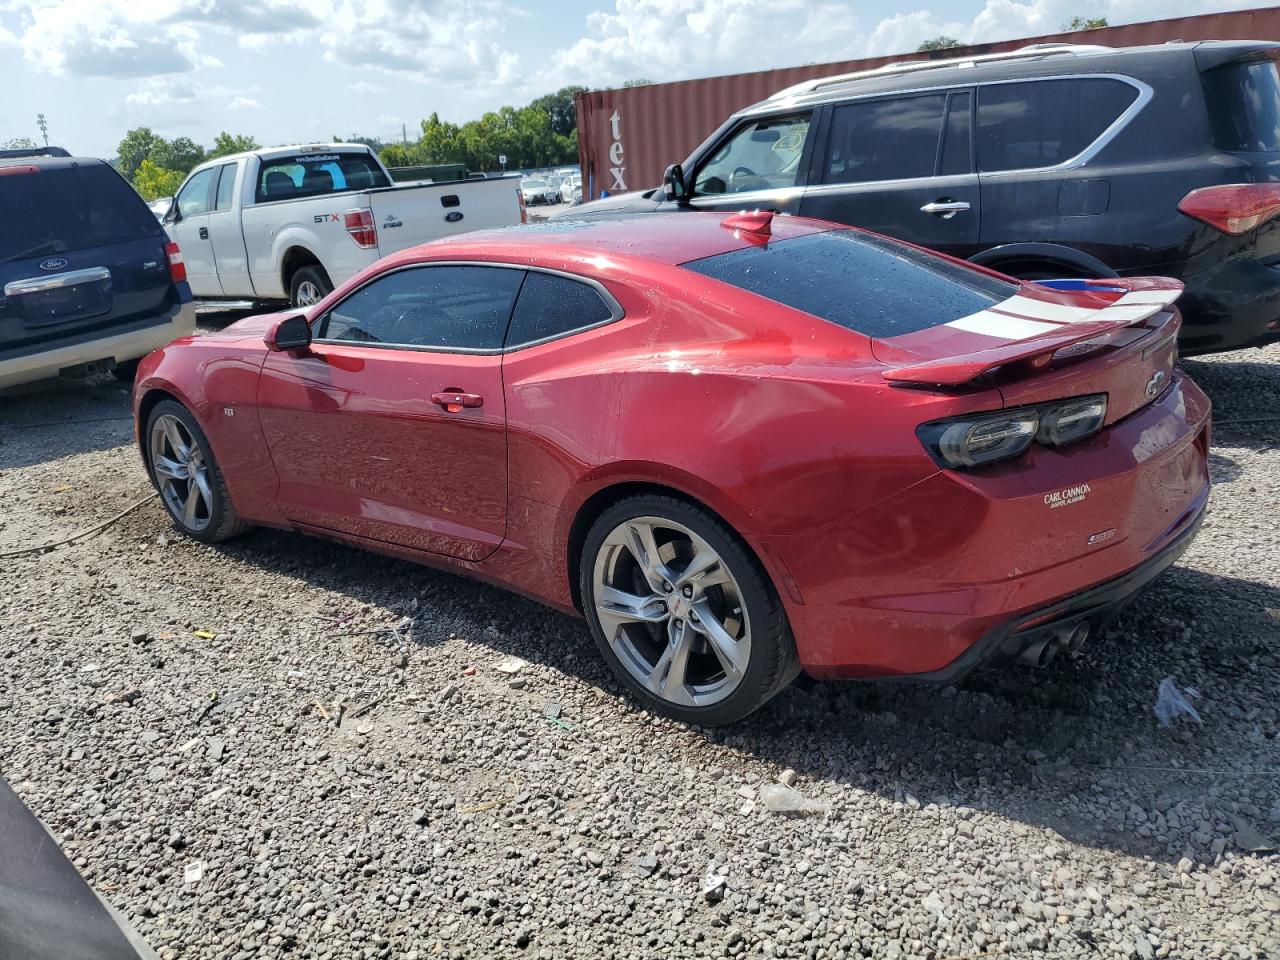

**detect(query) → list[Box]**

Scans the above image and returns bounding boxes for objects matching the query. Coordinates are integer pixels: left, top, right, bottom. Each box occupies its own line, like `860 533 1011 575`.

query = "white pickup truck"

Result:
162 143 524 307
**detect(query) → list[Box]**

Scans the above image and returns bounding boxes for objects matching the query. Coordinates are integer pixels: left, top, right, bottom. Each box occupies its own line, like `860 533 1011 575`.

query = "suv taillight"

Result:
517 186 527 224
343 208 377 248
164 241 187 284
1177 183 1280 236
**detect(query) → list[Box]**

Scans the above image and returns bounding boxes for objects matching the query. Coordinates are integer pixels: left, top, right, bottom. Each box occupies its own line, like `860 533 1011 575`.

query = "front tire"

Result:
144 400 250 543
581 495 799 726
290 265 332 309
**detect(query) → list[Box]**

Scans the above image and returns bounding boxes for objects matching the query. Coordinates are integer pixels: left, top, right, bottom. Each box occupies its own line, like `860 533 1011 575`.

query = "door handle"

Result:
920 200 971 218
431 391 483 412
198 226 209 239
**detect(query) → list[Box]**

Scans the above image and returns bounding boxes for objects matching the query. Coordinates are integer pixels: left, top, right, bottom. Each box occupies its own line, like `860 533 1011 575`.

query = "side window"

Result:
977 79 1140 173
176 168 216 218
938 92 972 176
214 163 237 211
822 95 947 184
506 272 616 348
694 114 811 196
319 266 523 350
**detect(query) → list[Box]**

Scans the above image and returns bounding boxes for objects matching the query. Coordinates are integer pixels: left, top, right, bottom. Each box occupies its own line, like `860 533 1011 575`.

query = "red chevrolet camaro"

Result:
133 211 1210 725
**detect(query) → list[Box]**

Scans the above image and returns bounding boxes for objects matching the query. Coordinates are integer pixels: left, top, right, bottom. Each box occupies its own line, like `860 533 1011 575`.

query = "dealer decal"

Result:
1045 483 1091 509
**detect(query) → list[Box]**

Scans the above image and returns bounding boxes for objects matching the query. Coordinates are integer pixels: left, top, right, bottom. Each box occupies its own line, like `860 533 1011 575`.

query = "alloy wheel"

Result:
149 414 213 532
592 516 751 707
294 280 323 306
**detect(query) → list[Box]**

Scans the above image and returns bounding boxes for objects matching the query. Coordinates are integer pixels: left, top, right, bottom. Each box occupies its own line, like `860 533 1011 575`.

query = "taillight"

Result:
0 164 39 177
343 208 377 248
1177 183 1280 236
917 395 1107 470
517 187 527 224
164 241 186 284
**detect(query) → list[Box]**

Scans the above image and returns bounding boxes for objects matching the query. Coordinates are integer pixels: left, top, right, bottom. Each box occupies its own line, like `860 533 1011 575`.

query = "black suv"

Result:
0 147 194 389
581 41 1280 354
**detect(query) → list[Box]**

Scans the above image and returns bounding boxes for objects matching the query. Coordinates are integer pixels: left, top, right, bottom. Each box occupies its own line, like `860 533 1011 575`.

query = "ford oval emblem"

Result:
39 257 68 271
445 211 464 223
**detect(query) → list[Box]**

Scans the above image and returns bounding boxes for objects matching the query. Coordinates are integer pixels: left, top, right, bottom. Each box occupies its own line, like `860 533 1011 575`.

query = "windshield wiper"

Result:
3 239 65 264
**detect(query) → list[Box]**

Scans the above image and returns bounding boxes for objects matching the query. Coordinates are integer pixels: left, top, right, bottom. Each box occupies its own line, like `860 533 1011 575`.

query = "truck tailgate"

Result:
367 179 521 255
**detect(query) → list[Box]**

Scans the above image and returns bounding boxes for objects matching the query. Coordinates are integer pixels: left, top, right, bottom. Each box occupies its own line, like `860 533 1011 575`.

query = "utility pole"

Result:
36 113 48 147
402 123 408 147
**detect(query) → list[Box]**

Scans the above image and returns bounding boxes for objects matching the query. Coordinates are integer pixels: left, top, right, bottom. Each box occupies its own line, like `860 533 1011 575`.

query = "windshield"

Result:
523 179 547 189
0 162 161 262
682 230 1018 339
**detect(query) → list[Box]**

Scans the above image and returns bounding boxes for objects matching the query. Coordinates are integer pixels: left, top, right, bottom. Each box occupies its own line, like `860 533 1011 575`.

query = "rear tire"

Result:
290 265 332 309
580 494 799 726
144 400 250 543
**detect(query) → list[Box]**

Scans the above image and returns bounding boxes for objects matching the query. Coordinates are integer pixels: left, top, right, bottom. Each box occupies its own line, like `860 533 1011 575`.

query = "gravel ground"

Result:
1 340 1278 960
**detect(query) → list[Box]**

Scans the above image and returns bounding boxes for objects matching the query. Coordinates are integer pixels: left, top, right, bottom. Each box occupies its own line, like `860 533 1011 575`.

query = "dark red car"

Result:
133 211 1210 725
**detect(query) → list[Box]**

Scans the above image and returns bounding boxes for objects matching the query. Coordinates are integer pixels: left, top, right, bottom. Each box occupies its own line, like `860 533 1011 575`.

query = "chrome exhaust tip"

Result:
1064 622 1090 656
1018 637 1058 668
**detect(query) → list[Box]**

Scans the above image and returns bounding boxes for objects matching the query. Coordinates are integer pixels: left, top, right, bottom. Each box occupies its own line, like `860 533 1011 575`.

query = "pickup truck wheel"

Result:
290 266 332 308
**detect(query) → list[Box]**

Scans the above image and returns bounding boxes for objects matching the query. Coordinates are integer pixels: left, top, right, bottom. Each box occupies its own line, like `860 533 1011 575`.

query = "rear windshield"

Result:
682 230 1018 339
255 152 390 202
0 162 161 263
1203 55 1280 152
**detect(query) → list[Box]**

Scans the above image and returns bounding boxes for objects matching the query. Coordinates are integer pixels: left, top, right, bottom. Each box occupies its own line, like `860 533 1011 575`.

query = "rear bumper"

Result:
773 373 1212 679
1177 255 1280 355
0 299 196 390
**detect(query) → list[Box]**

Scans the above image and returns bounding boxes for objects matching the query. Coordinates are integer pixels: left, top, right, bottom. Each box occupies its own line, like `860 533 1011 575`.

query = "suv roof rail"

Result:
0 145 72 160
768 43 1113 100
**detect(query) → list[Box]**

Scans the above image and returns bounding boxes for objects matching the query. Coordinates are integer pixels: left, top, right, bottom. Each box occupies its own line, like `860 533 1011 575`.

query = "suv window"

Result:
977 78 1139 172
1202 56 1280 152
506 272 616 348
319 265 523 350
823 95 947 183
0 162 161 262
683 230 1017 339
255 152 391 202
214 163 236 211
176 167 217 218
695 114 811 195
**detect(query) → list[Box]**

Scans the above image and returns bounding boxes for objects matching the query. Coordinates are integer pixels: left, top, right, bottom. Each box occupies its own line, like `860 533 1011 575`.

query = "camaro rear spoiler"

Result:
882 278 1183 386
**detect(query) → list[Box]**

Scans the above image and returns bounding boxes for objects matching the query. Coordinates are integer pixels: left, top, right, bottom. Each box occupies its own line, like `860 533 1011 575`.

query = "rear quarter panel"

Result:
242 196 377 298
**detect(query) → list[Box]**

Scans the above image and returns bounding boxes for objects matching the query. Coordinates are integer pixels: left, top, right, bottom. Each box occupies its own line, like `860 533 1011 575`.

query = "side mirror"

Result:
265 314 312 352
164 206 180 225
663 163 690 204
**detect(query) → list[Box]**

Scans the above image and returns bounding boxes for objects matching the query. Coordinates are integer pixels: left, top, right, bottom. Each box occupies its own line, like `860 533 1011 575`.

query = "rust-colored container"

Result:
575 8 1280 201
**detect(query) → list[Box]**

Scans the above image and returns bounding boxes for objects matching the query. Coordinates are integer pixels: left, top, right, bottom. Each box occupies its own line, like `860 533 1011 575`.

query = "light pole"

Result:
36 113 48 147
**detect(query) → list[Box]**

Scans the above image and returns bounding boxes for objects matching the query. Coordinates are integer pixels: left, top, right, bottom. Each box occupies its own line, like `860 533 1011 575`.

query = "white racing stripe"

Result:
947 311 1061 339
1112 289 1181 309
994 295 1097 323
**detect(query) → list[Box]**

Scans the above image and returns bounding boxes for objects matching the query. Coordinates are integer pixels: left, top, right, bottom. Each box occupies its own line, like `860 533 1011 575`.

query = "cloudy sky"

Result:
0 0 1268 157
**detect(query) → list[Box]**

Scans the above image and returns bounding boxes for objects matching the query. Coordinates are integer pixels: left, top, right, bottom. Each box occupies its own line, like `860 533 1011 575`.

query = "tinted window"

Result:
683 230 1017 339
0 163 161 262
1203 57 1280 152
977 79 1139 172
214 163 236 211
177 167 216 217
939 92 972 176
695 114 811 195
319 266 523 350
823 95 946 183
256 152 390 202
506 272 615 347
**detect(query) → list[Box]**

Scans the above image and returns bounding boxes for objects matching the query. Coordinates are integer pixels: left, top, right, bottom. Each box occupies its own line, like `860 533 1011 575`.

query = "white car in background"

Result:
560 174 582 204
148 197 173 219
520 178 558 205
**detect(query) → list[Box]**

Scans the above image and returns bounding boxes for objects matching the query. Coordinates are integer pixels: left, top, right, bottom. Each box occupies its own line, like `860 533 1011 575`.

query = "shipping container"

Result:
575 8 1280 202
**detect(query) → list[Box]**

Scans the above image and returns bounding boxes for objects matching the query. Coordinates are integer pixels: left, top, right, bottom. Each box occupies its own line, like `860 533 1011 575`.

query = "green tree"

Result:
917 36 961 52
115 126 164 180
529 85 587 138
209 132 259 158
152 136 205 174
2 137 37 149
133 158 184 200
1062 16 1108 29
